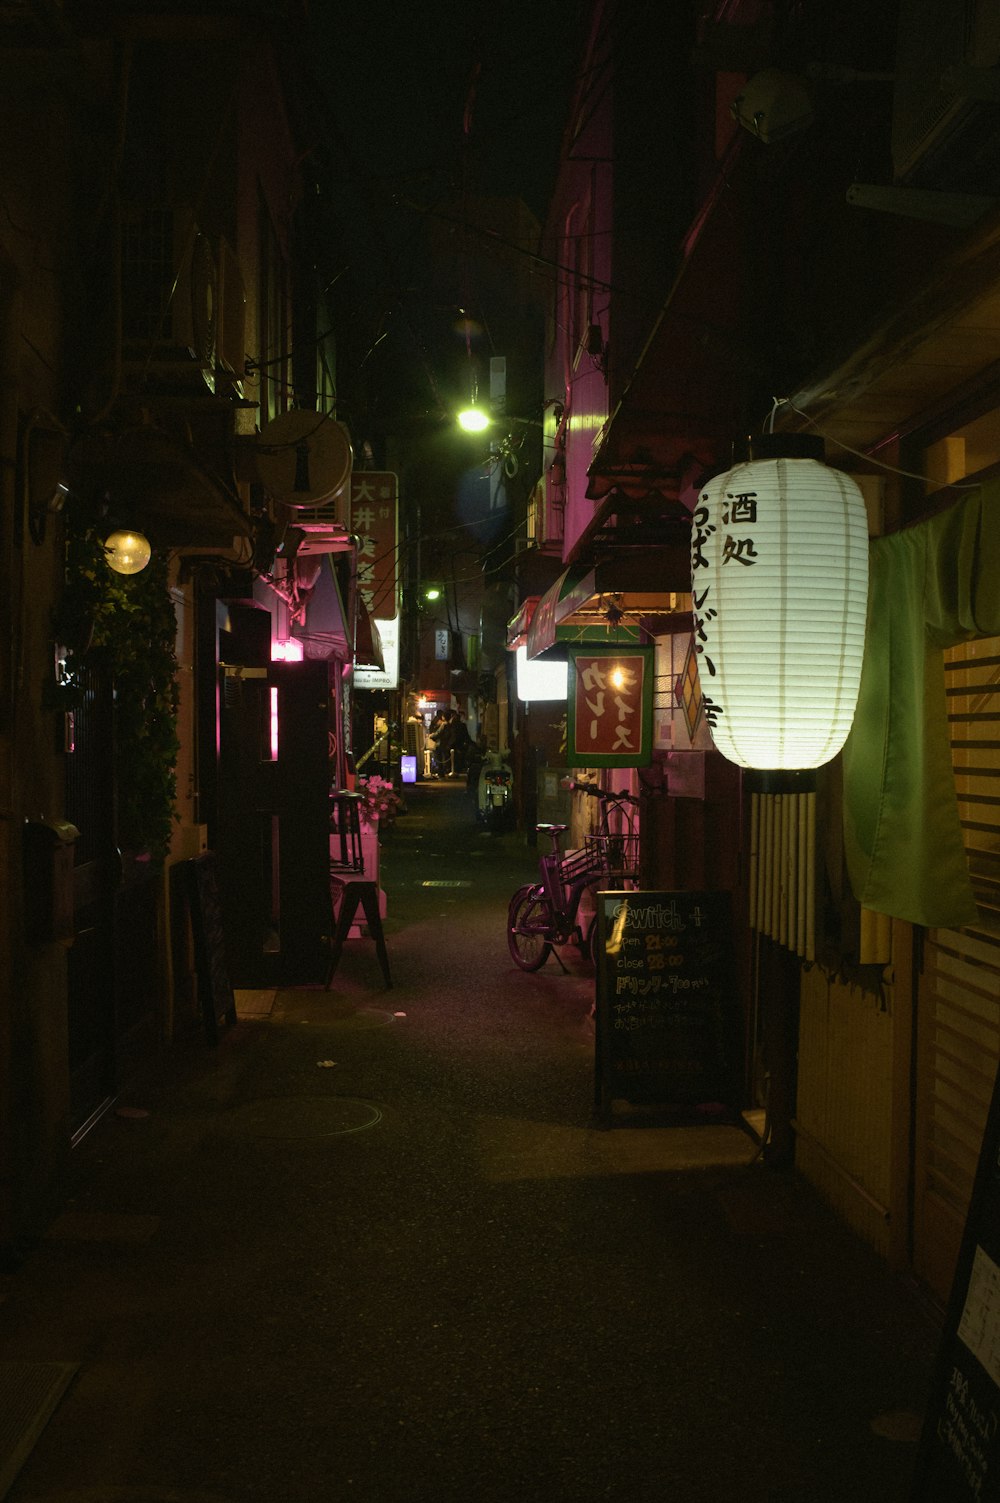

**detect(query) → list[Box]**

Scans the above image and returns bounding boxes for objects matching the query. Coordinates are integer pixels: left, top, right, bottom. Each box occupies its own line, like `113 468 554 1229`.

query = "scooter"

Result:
477 750 513 830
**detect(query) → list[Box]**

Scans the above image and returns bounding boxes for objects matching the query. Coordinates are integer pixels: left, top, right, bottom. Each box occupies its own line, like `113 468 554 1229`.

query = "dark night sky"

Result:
316 0 585 217
305 2 588 446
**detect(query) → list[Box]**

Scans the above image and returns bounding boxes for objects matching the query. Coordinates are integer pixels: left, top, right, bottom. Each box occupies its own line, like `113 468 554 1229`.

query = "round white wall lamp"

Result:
104 528 152 575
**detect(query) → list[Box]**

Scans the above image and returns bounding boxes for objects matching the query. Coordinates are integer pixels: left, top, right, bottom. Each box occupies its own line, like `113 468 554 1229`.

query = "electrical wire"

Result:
356 504 520 617
396 195 661 309
771 397 983 488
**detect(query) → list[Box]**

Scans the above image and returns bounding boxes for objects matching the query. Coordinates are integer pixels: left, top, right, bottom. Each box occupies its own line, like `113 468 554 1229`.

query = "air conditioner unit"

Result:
120 204 217 392
892 0 1000 183
216 237 247 396
292 518 352 557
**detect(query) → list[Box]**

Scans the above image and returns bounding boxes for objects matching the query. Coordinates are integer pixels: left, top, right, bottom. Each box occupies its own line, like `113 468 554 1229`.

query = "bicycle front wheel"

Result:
508 884 553 971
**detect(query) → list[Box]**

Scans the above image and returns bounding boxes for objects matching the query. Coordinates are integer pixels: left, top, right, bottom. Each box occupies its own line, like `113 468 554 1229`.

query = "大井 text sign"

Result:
349 473 399 621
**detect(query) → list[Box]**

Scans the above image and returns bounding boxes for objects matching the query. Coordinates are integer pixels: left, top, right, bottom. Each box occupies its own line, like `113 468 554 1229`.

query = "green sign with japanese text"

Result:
567 643 654 768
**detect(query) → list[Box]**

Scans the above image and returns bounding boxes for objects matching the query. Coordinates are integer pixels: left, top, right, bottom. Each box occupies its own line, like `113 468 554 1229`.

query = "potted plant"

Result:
356 775 401 832
353 776 400 921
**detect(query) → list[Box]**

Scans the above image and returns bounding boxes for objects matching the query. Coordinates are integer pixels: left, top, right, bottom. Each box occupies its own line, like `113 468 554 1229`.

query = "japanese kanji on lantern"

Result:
567 644 654 768
690 435 869 772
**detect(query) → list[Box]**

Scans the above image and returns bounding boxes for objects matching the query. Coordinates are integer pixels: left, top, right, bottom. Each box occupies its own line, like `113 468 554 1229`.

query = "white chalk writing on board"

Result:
938 1363 995 1499
959 1244 1000 1391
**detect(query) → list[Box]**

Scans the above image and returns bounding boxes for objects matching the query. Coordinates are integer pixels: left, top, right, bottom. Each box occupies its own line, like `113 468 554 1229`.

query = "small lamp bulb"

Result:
104 529 152 575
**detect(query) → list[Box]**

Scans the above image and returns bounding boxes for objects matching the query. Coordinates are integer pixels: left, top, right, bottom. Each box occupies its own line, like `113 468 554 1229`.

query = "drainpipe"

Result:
0 258 22 1255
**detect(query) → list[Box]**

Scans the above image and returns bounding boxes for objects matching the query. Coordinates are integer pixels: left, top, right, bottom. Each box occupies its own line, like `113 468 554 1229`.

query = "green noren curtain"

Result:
843 482 1000 930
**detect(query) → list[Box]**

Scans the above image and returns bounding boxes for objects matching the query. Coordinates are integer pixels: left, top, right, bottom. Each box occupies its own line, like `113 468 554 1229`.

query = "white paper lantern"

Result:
690 443 869 771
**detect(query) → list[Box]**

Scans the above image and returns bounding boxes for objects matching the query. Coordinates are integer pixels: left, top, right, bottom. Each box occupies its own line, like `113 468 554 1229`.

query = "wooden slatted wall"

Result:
914 638 1000 1301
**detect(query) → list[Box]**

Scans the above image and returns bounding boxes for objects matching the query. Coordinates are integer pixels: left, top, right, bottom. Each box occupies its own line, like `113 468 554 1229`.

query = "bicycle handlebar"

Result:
559 778 639 807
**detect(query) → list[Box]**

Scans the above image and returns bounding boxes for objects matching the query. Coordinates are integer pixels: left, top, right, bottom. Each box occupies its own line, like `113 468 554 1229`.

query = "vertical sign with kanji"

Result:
567 644 654 767
349 473 399 622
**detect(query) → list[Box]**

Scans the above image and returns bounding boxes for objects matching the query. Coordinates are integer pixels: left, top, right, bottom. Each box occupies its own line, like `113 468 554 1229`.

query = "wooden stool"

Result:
329 790 364 874
325 879 392 989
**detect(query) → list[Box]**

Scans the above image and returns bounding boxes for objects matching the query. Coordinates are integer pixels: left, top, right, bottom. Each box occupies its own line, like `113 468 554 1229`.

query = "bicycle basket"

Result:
585 832 639 881
556 844 605 886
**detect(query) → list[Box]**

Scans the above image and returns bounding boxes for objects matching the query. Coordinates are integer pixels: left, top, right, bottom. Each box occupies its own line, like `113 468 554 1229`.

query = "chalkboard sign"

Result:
913 1058 1000 1499
594 890 742 1124
185 853 238 1044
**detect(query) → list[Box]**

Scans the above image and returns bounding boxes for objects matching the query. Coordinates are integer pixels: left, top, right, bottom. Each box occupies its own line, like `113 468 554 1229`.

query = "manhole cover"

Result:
226 1096 382 1140
870 1409 923 1443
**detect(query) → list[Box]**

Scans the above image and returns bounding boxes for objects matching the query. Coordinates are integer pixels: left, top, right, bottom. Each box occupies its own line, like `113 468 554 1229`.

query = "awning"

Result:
291 554 350 662
587 136 1000 492
586 138 751 504
521 563 692 661
525 567 596 658
783 200 1000 453
505 596 539 652
565 494 694 591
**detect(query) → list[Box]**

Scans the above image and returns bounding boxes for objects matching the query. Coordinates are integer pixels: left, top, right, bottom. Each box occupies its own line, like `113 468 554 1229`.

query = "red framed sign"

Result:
567 644 654 767
349 472 399 620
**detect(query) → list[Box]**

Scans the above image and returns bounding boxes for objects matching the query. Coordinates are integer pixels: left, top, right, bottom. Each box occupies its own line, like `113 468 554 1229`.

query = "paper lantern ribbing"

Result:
691 455 869 771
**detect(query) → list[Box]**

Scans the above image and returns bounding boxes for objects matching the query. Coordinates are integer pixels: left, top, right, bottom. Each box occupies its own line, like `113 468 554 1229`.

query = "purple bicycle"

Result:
507 782 639 972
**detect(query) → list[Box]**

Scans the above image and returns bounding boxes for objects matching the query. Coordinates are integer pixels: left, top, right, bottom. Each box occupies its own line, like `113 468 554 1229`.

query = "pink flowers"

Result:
357 775 401 825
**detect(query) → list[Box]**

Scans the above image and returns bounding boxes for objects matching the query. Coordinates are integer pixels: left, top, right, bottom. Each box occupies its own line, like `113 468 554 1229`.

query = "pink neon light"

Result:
270 686 279 759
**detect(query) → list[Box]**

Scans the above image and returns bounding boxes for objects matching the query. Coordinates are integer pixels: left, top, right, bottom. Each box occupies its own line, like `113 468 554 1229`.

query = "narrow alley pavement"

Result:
1 779 940 1503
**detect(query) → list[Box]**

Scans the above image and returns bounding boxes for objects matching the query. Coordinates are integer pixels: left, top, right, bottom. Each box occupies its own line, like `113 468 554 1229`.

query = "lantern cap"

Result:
731 432 825 464
744 769 818 794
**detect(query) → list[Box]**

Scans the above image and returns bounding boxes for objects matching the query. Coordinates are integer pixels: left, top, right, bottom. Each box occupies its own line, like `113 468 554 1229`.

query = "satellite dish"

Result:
255 412 353 509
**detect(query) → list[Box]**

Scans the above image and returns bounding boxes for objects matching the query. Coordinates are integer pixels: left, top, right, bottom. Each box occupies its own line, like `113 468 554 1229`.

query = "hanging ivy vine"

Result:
54 511 180 868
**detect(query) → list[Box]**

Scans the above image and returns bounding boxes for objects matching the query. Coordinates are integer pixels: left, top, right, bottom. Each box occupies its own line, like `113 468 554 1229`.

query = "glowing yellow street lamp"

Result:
457 405 490 434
